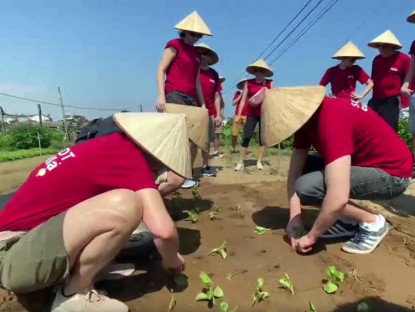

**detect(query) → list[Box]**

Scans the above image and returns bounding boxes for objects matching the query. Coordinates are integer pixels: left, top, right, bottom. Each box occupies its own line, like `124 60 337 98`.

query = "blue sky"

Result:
0 0 414 120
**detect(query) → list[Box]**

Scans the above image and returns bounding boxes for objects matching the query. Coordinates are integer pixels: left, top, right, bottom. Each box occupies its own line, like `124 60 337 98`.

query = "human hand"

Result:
215 115 223 127
401 86 414 97
285 215 305 250
295 234 316 254
350 92 362 101
156 97 166 112
162 253 185 275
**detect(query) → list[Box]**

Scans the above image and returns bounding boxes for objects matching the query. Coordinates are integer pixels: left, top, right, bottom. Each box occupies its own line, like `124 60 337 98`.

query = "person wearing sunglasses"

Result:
156 11 212 189
320 42 373 101
367 30 410 132
234 59 273 171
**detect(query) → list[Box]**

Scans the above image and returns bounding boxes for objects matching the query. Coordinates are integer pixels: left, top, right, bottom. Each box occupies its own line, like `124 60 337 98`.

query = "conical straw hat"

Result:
246 59 273 77
368 30 402 49
236 78 247 90
332 41 365 59
113 112 192 179
219 76 226 83
407 10 415 23
164 104 209 152
174 11 212 36
195 43 219 65
261 86 326 146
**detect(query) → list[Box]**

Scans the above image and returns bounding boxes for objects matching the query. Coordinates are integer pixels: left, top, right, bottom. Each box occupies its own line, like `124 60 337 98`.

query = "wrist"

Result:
306 232 318 243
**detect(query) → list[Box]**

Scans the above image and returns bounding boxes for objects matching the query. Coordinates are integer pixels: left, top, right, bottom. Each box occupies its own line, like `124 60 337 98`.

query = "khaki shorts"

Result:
0 213 69 293
232 116 247 137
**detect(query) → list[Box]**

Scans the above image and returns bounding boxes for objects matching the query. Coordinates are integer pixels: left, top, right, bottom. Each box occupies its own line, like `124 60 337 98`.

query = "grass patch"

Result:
0 148 60 162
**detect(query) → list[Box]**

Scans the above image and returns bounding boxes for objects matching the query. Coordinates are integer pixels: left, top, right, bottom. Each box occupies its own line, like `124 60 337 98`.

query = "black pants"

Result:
296 154 410 206
368 96 400 132
241 115 263 147
165 91 198 106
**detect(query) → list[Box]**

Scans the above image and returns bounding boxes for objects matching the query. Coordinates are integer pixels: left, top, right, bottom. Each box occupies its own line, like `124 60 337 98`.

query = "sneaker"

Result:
213 152 224 159
320 220 359 239
51 287 128 312
201 166 216 177
256 161 264 170
234 162 244 171
341 215 389 254
181 179 199 189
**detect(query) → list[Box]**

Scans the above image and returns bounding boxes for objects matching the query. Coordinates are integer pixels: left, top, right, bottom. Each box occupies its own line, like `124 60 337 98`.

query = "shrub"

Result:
2 124 62 150
398 118 412 148
0 134 13 151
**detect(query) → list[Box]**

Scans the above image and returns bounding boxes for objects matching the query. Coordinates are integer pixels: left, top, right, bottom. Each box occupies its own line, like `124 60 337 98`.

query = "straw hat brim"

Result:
164 104 210 152
261 86 326 147
236 80 247 90
332 55 365 60
246 66 273 77
368 42 402 49
195 46 219 65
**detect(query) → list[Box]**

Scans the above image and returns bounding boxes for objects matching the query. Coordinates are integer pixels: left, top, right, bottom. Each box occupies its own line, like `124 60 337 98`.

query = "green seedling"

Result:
254 226 271 235
208 240 228 260
196 271 224 307
294 227 308 238
191 187 202 200
183 210 198 223
323 266 345 294
220 302 238 312
252 278 269 307
168 294 176 312
174 274 188 288
357 302 369 312
172 191 182 199
279 274 294 294
309 301 317 312
209 207 221 220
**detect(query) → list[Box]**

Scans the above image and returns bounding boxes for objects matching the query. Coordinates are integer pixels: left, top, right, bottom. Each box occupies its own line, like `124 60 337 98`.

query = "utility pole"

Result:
37 104 43 126
140 105 143 112
58 87 69 141
0 106 5 133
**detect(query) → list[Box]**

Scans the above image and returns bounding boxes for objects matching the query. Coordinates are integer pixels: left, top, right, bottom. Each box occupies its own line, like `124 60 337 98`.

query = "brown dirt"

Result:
1 151 415 312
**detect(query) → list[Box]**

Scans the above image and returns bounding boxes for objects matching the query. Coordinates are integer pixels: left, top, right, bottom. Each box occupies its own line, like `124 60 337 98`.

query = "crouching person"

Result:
0 113 191 311
261 86 412 255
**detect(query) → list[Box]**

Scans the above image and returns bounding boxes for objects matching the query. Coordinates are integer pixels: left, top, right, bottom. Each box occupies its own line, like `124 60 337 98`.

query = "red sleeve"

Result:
95 145 157 192
165 39 181 52
319 69 331 86
215 80 222 93
294 127 311 149
356 66 370 84
409 41 415 55
404 53 411 76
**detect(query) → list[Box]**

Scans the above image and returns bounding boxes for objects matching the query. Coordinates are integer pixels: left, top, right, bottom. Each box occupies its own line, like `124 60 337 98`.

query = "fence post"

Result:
37 132 42 156
58 87 69 141
0 106 5 133
37 104 43 126
140 105 143 112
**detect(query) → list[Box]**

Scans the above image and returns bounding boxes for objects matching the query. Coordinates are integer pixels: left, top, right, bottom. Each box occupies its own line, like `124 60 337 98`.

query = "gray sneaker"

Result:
341 215 389 254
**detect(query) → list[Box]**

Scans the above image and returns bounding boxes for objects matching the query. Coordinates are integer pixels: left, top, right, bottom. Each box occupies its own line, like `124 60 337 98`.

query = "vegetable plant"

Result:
196 271 224 307
252 278 269 307
191 187 202 200
220 302 238 312
323 266 345 294
254 226 271 235
183 210 198 223
357 302 369 312
309 301 317 312
209 207 221 220
168 294 176 312
279 274 294 294
172 191 182 199
208 240 228 260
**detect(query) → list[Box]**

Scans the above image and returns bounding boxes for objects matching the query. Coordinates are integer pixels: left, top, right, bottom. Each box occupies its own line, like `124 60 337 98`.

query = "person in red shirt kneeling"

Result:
367 30 410 132
0 113 191 312
320 41 373 100
262 87 412 255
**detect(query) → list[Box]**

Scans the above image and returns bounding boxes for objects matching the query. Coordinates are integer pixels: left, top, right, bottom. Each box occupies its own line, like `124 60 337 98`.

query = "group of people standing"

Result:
0 9 414 312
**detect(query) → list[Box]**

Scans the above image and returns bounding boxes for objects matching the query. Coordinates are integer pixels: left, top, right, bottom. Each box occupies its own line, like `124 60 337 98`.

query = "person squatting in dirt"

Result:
261 86 412 255
0 113 191 312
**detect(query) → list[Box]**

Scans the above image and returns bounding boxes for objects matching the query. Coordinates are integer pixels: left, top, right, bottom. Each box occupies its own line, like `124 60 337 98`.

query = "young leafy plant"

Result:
196 271 224 307
252 278 269 307
220 302 238 312
191 186 202 200
172 191 182 199
279 274 294 294
209 207 221 220
183 210 198 223
208 240 228 260
168 294 176 312
309 301 317 312
254 226 271 235
323 266 346 294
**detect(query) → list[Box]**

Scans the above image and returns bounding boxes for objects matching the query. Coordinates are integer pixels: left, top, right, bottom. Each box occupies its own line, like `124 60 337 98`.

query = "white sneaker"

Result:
51 287 128 312
234 162 244 171
181 179 199 189
256 161 264 170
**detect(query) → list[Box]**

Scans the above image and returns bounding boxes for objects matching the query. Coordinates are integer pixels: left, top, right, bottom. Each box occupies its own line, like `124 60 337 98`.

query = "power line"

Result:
269 0 341 65
0 92 134 111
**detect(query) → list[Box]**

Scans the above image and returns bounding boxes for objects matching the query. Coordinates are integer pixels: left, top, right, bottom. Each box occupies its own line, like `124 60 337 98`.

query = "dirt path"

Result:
1 151 415 312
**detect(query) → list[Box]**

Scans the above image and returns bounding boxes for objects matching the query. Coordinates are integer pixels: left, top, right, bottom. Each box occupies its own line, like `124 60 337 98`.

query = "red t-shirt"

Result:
164 39 200 98
294 97 412 178
246 79 272 117
200 68 221 116
319 65 370 98
371 52 410 100
0 134 157 231
233 91 249 117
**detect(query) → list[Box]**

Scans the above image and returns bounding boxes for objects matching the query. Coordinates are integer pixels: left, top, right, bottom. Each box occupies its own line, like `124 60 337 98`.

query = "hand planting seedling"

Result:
196 271 224 307
254 226 271 235
323 266 345 294
209 207 221 220
220 302 238 312
183 210 198 223
309 301 317 312
174 274 188 288
252 278 269 307
295 227 307 238
208 240 228 260
357 302 369 312
279 274 294 294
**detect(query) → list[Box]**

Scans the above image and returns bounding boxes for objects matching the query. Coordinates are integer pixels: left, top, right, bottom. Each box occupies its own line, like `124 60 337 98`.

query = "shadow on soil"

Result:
374 194 415 218
165 197 214 222
332 297 415 312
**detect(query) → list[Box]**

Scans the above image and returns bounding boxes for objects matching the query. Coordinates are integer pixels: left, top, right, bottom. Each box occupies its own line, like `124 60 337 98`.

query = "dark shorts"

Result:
241 115 264 147
296 154 410 206
368 96 400 132
0 213 69 293
166 91 198 106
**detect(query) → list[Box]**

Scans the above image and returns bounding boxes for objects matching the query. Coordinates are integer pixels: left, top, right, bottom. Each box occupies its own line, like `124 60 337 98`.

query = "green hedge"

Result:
0 148 60 162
